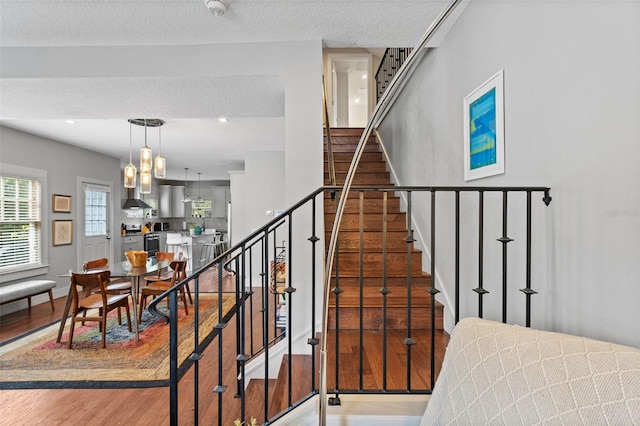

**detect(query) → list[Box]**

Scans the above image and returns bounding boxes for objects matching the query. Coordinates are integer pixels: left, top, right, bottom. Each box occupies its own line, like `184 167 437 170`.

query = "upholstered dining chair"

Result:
68 270 132 349
138 259 188 323
83 257 132 324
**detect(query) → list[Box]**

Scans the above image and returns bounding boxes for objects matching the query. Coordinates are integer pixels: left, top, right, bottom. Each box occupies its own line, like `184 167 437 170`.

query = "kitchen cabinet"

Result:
212 187 230 218
121 235 143 261
171 186 186 218
158 185 186 218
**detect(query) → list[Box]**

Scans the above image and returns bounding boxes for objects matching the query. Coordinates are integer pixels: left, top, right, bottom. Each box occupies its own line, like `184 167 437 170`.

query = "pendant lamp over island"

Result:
182 168 192 203
124 118 165 192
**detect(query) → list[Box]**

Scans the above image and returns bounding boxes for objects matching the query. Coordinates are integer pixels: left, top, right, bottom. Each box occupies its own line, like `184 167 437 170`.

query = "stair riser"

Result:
327 143 380 153
329 287 436 307
325 172 391 185
327 162 387 172
325 231 412 252
325 213 408 231
324 198 401 214
327 152 383 162
328 307 444 330
333 253 423 277
330 276 431 287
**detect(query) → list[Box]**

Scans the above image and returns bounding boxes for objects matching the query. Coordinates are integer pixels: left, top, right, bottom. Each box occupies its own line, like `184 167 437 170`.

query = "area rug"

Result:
0 294 236 389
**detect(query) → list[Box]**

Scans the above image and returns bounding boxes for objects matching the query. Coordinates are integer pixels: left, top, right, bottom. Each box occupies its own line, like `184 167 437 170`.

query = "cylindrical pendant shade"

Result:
124 163 137 188
154 155 166 178
140 169 152 194
140 146 153 172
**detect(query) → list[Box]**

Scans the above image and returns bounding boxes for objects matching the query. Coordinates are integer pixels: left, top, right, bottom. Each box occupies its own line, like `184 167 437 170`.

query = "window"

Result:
84 186 107 237
192 200 211 218
0 165 45 275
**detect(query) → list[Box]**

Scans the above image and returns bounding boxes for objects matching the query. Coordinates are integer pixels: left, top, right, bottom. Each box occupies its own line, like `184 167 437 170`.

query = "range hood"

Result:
123 187 152 209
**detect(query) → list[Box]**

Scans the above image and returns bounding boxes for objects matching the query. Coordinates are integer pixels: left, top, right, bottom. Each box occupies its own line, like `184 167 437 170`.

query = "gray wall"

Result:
0 125 122 312
378 1 640 347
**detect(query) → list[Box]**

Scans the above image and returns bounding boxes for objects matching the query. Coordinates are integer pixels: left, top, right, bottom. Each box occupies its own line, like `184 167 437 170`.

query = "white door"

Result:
79 180 113 267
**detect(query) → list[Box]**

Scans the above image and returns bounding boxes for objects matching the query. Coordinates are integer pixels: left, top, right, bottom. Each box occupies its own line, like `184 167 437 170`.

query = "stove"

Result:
144 233 159 257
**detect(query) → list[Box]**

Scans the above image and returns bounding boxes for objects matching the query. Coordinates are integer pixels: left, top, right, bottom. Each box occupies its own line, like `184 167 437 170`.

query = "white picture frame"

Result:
463 69 505 181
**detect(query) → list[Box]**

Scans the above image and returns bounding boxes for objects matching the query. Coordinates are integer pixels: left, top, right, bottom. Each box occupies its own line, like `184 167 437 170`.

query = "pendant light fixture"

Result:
196 172 203 202
139 120 153 173
182 168 192 203
154 124 166 178
123 122 137 188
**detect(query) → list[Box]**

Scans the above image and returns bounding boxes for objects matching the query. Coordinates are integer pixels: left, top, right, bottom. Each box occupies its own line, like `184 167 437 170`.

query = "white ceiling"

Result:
0 0 464 180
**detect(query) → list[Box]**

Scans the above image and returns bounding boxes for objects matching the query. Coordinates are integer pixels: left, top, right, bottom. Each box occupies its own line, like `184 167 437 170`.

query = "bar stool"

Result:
199 229 216 266
165 233 185 255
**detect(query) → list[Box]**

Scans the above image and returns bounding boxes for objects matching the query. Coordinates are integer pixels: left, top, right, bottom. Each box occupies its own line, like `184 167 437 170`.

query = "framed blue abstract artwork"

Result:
463 69 505 181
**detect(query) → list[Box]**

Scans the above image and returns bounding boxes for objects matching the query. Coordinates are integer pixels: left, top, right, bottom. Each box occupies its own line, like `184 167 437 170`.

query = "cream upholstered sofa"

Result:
421 317 640 425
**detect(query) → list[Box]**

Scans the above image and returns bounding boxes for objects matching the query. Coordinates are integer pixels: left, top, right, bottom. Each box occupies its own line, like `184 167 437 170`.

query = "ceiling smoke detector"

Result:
205 0 227 16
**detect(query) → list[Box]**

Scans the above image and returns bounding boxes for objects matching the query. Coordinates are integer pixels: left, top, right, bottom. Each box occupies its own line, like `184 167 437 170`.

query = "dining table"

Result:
56 257 172 343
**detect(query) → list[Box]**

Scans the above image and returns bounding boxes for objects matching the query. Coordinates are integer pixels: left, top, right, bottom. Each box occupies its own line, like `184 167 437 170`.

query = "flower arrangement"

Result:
233 417 258 426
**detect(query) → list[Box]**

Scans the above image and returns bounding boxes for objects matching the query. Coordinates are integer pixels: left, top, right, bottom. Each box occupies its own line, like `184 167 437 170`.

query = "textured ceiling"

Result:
0 0 466 180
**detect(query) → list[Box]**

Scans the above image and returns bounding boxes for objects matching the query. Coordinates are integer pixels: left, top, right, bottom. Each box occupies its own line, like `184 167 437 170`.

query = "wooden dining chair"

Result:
68 270 132 349
143 251 178 283
83 257 132 324
143 252 193 305
138 259 188 323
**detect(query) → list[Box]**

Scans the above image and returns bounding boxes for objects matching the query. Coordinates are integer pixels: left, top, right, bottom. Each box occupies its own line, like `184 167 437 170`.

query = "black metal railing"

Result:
148 182 550 425
324 186 551 398
323 77 336 188
375 47 413 102
148 187 327 425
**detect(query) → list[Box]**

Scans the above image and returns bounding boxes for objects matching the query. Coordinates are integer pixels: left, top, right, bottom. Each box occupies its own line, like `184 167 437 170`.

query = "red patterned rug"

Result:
0 294 235 389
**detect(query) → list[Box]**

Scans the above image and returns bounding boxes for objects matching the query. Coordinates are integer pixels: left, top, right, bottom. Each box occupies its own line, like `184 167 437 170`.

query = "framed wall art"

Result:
53 220 73 246
52 194 72 213
463 69 505 181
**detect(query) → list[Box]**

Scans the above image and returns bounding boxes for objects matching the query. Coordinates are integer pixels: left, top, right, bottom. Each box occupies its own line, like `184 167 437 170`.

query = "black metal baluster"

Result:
359 191 365 391
497 191 514 323
381 191 389 391
404 190 416 391
169 290 178 425
308 196 320 392
248 247 254 355
520 191 537 327
427 191 441 390
455 191 460 324
285 214 295 408
213 254 226 426
262 232 269 424
330 232 341 404
191 275 200 425
473 191 488 316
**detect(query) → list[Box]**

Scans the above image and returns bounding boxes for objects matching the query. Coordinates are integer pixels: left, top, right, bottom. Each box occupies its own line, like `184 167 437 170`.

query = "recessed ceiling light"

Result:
354 98 360 103
65 120 75 124
218 117 228 123
362 74 367 79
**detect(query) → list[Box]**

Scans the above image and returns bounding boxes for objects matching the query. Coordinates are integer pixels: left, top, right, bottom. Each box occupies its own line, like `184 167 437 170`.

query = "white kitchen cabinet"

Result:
212 187 230 218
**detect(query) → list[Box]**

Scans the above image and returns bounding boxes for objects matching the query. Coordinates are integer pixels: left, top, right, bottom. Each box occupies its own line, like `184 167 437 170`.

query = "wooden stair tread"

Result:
268 354 313 417
243 378 275 422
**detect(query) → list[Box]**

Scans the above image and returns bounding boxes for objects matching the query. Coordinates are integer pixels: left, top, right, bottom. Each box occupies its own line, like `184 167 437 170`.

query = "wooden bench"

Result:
0 279 56 311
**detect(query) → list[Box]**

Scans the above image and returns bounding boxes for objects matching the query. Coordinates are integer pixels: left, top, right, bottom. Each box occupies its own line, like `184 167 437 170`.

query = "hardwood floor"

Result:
0 269 448 425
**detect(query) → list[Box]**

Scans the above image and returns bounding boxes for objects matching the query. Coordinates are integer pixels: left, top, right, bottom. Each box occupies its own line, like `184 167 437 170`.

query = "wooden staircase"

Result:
324 127 443 330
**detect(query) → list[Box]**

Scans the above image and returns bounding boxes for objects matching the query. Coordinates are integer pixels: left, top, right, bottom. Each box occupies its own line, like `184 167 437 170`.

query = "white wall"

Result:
378 1 640 347
0 126 122 313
